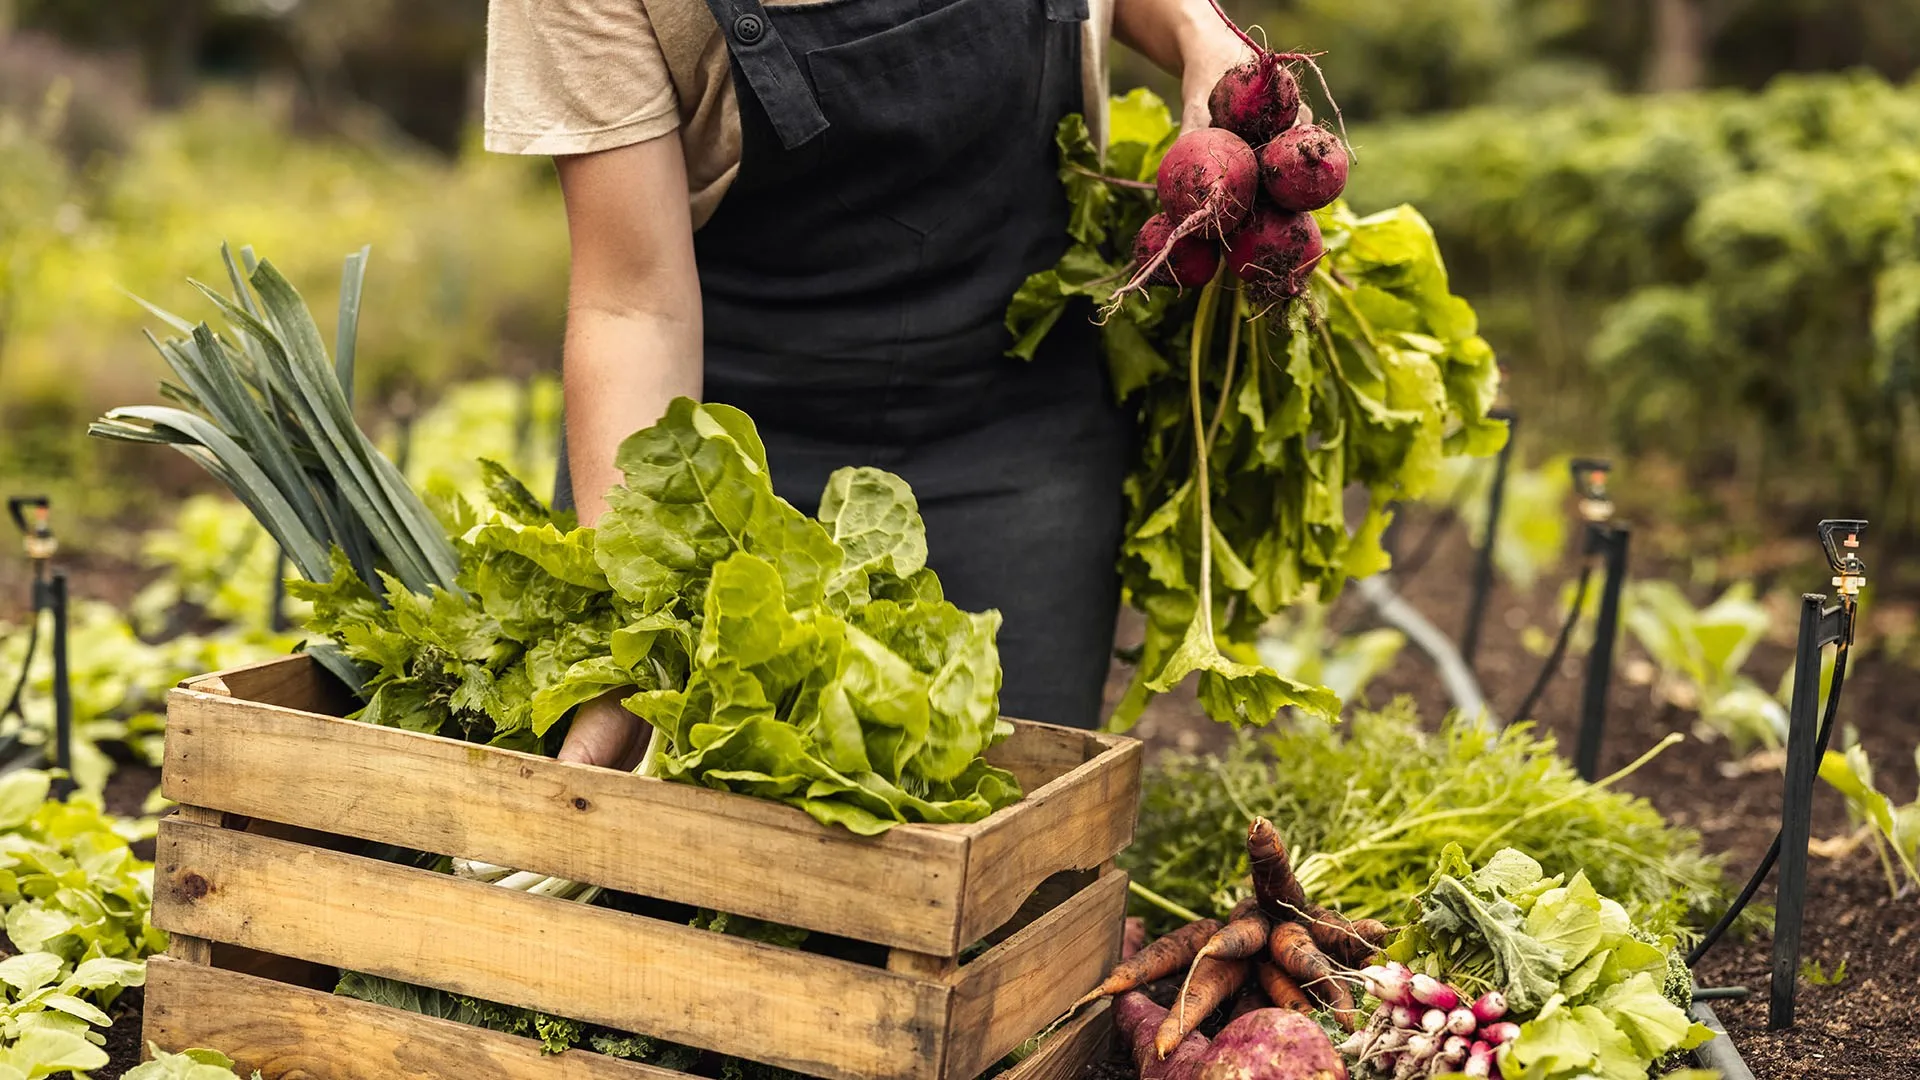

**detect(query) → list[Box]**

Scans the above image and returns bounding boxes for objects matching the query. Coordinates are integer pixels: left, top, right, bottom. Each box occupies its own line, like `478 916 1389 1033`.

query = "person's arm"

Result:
554 135 704 526
1111 0 1251 130
551 134 701 768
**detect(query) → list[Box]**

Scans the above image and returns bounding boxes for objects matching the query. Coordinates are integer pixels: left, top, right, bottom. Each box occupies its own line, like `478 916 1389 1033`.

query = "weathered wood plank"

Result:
982 722 1091 795
998 998 1114 1080
179 653 353 715
943 869 1128 1080
143 956 686 1080
955 739 1141 948
162 686 971 954
152 819 949 1080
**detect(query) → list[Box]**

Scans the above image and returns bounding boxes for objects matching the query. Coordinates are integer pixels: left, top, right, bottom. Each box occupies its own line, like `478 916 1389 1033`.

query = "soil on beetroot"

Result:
24 505 1920 1078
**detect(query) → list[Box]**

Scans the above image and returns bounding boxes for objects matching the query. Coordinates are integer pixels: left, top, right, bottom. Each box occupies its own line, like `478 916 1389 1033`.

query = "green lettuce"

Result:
1388 844 1713 1080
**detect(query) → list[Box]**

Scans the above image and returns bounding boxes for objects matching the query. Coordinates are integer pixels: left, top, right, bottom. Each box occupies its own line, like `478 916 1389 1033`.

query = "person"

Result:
485 0 1248 764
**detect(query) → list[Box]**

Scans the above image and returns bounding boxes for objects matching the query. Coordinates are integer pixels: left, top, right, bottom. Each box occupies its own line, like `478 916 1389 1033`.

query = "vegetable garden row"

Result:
0 18 1915 1078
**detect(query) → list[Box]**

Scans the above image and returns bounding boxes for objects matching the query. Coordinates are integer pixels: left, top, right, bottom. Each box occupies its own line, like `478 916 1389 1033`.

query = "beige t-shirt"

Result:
484 0 1113 228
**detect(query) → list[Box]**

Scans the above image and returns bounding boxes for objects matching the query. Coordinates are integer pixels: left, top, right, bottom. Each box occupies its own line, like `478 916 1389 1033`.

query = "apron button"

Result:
733 13 765 44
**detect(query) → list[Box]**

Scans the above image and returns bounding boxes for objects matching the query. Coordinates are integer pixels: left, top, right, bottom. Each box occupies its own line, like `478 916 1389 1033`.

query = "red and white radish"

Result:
1446 1007 1478 1036
1257 125 1350 211
1409 974 1460 1011
1470 990 1508 1025
1483 1021 1521 1046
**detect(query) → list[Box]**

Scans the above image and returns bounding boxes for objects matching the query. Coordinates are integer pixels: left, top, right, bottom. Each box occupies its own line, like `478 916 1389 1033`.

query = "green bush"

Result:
0 88 569 528
1347 72 1920 526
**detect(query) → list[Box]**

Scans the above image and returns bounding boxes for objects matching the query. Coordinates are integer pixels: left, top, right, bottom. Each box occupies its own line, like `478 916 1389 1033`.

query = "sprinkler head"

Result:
1817 519 1867 597
6 496 56 562
1570 458 1614 524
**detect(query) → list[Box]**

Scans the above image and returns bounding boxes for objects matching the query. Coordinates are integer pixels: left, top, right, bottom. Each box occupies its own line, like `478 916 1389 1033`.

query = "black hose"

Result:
1686 640 1851 967
0 612 40 722
1508 562 1594 722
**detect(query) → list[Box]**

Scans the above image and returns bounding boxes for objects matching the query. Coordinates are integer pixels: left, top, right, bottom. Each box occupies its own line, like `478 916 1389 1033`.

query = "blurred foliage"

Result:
1348 72 1920 528
0 85 568 534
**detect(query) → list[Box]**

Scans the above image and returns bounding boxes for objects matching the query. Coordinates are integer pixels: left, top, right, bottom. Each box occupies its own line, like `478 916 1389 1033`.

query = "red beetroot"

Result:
1224 205 1324 304
1117 991 1212 1078
1135 213 1222 289
1154 127 1259 229
1209 51 1301 147
1198 1008 1349 1080
1258 126 1350 211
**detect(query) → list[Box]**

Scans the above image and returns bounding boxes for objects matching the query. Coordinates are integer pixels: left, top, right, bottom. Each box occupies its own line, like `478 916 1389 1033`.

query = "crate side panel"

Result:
996 998 1114 1080
152 819 948 1080
161 688 969 953
144 956 687 1080
944 869 1128 1080
981 722 1093 794
956 738 1141 946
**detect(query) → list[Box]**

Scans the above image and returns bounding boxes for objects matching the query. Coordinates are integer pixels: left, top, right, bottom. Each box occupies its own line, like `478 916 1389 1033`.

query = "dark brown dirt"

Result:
1100 506 1920 1079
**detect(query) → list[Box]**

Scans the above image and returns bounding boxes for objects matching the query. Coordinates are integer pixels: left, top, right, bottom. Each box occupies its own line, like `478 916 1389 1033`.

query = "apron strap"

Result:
702 0 831 150
1043 0 1088 21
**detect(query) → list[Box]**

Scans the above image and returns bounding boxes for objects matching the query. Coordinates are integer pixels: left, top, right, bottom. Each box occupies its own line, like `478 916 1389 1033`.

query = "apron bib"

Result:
561 0 1129 728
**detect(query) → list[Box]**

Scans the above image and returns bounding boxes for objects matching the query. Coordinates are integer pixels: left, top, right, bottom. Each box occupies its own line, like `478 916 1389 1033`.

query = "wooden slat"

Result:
181 653 354 715
943 869 1128 1080
998 998 1115 1080
144 956 686 1080
982 722 1092 795
162 686 972 954
152 819 948 1080
954 739 1141 948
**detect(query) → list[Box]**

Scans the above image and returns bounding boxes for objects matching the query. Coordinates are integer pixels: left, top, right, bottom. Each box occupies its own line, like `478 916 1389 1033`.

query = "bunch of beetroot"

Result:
1115 2 1350 308
1340 965 1517 1080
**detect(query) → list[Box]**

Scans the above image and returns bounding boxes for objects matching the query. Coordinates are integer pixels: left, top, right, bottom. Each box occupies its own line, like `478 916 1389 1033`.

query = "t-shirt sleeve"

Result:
484 0 683 155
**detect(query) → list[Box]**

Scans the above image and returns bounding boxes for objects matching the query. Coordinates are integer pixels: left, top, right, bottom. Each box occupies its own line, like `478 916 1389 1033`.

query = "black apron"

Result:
558 0 1129 728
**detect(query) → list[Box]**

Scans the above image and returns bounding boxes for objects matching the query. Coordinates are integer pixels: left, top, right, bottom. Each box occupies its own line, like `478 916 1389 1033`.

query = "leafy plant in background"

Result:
1120 702 1732 938
1008 91 1504 731
123 1045 264 1080
1817 727 1919 897
0 601 291 793
1622 579 1786 753
1422 451 1572 592
1254 598 1405 706
1347 73 1920 526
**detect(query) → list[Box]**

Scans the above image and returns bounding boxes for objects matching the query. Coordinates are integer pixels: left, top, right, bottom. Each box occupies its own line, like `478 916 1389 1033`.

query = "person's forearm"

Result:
562 305 702 526
1113 0 1249 127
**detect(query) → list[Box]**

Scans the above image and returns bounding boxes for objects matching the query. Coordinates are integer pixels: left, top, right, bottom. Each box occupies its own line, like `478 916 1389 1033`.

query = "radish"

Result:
1359 964 1412 1005
1198 1008 1349 1080
1257 125 1349 211
1389 1004 1417 1030
1223 204 1323 305
1446 1008 1477 1036
1110 128 1258 303
1463 1046 1493 1080
1403 1034 1435 1062
1420 1008 1448 1035
1441 1035 1469 1067
1135 213 1222 289
1470 990 1508 1025
1198 0 1348 149
1409 974 1460 1011
1483 1022 1521 1046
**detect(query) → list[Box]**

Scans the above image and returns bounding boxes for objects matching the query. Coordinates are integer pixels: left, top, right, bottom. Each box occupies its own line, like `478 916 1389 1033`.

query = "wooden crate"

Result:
144 655 1139 1080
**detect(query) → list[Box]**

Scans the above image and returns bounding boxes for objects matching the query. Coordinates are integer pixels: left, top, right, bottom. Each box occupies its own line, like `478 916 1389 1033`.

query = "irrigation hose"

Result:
0 612 40 723
1686 638 1851 968
1507 561 1594 723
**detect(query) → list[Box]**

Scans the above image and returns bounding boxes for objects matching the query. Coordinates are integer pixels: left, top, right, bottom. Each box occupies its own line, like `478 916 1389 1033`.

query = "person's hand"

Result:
1178 19 1253 132
558 688 650 771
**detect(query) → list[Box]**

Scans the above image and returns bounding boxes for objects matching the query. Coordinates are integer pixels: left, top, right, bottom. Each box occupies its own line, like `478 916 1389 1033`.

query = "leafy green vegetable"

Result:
1818 727 1920 896
1120 702 1733 937
123 1045 264 1080
1387 845 1712 1080
1007 92 1505 731
1624 580 1786 753
597 399 1021 834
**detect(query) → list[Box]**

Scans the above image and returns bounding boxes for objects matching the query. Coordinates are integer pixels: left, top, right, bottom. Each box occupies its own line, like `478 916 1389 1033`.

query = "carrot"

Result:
1248 817 1309 919
1073 917 1223 1010
1254 960 1315 1014
1194 904 1272 964
1155 955 1249 1058
1268 920 1357 1028
1123 916 1148 961
1301 902 1390 966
